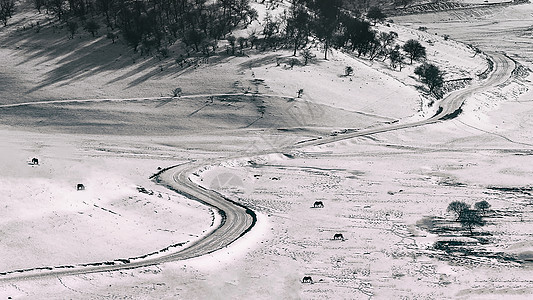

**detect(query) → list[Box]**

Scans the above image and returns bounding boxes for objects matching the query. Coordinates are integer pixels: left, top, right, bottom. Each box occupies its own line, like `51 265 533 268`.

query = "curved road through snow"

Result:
0 52 514 282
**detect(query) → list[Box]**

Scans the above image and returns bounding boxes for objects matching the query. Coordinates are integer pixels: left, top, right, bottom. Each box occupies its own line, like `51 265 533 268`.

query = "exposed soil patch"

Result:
487 186 533 196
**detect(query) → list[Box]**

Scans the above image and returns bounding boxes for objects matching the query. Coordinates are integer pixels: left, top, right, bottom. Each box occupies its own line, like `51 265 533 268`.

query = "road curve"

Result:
297 52 514 148
0 52 513 282
0 161 256 282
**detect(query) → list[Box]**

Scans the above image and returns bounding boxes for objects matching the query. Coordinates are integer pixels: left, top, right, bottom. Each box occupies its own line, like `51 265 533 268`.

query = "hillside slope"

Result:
0 1 487 124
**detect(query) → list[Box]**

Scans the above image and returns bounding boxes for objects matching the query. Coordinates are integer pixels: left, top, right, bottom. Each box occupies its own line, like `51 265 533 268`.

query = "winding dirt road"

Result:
300 52 514 147
0 52 514 282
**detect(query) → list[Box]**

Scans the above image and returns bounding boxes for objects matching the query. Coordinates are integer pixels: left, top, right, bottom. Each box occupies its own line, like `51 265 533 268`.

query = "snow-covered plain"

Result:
1 1 533 299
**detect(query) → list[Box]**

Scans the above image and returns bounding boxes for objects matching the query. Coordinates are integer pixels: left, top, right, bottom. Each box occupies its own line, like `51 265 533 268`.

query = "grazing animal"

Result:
333 233 344 240
31 158 39 165
302 276 313 283
77 184 85 191
313 201 324 208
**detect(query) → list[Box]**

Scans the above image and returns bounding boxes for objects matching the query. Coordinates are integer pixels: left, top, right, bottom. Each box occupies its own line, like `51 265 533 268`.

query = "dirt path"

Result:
0 53 514 282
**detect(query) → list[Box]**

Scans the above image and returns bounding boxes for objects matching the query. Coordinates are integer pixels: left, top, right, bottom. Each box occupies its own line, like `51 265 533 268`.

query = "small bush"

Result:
172 87 182 97
300 48 315 66
345 66 354 76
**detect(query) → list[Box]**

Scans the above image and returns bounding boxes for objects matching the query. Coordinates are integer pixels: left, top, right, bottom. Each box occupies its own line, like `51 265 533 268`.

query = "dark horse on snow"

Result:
302 276 313 283
333 233 344 240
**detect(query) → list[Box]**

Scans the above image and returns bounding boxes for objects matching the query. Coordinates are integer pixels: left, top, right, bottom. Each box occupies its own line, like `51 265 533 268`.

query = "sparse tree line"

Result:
0 0 15 26
22 0 258 56
253 1 444 97
254 1 393 61
0 0 445 97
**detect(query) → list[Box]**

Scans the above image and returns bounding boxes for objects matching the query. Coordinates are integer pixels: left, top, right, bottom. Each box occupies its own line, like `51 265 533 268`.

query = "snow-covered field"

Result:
1 1 533 299
0 129 220 271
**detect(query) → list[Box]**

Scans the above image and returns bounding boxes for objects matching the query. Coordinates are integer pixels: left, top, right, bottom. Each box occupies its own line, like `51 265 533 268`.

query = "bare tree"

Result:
474 200 491 215
227 35 236 55
300 48 315 66
414 63 445 97
285 0 310 56
402 39 426 64
237 37 247 55
389 45 404 71
459 209 486 235
67 21 78 39
367 6 386 25
312 0 342 60
248 32 258 49
447 201 470 221
0 0 16 26
378 31 398 61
